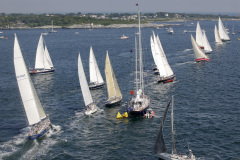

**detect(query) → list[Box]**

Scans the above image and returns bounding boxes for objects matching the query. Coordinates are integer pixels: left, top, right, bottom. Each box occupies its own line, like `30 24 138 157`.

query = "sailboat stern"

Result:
105 96 122 107
157 75 175 83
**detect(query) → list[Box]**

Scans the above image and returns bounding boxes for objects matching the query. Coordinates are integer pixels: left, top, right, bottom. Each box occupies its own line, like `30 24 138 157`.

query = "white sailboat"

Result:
196 21 204 49
218 17 230 42
127 7 150 116
89 46 105 89
78 52 98 115
202 30 212 53
150 31 175 83
49 20 57 33
154 96 197 160
191 35 210 62
14 34 51 140
105 51 122 106
168 27 174 34
29 34 55 74
214 25 223 45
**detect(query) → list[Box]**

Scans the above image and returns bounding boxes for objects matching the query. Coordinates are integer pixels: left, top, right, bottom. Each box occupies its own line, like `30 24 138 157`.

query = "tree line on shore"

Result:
0 12 237 28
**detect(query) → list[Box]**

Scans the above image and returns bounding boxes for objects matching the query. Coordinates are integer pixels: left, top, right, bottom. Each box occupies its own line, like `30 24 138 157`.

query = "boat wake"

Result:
0 124 62 160
183 48 193 52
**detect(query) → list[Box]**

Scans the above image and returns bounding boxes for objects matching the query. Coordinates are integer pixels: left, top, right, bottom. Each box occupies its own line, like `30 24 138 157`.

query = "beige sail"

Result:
105 51 122 100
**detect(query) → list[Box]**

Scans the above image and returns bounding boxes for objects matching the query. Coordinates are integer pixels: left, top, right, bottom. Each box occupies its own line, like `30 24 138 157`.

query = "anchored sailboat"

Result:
191 35 210 62
78 52 98 115
14 34 51 140
127 7 150 116
49 20 57 33
214 25 223 45
89 46 105 89
29 34 55 74
105 51 122 106
218 17 230 42
154 96 197 160
150 31 175 83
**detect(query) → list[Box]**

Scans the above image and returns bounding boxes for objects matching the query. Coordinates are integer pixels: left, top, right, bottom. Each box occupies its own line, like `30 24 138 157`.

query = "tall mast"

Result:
137 7 144 92
171 95 177 154
135 35 138 93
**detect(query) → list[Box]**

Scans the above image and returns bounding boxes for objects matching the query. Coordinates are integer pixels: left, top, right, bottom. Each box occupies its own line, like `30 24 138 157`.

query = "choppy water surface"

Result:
0 21 240 159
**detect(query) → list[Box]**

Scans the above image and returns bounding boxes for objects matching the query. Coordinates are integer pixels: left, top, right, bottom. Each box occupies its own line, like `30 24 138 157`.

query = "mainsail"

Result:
89 46 104 84
14 34 46 126
153 101 171 154
78 52 94 106
35 34 45 69
196 21 204 47
191 35 208 60
105 51 122 100
218 17 230 41
214 25 223 44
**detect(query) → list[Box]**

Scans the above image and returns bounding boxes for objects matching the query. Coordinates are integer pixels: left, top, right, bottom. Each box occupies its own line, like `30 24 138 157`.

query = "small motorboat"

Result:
120 35 130 39
143 108 155 118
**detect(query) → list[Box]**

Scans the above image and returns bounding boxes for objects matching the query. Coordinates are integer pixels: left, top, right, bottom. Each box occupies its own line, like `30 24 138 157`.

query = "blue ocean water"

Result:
0 20 240 159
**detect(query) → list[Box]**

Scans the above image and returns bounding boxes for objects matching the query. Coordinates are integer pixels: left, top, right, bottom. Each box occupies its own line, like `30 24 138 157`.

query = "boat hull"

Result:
195 58 210 62
127 106 149 116
85 103 98 115
105 98 122 107
89 82 105 90
158 75 175 83
222 39 231 42
29 68 55 74
29 125 51 140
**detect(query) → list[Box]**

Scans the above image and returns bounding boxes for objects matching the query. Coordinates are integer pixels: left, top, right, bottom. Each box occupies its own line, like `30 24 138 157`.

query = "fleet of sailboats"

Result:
105 51 122 106
14 34 51 140
150 31 175 83
29 34 55 74
218 17 230 42
78 52 98 115
126 8 150 116
191 35 210 62
89 46 105 89
154 96 197 160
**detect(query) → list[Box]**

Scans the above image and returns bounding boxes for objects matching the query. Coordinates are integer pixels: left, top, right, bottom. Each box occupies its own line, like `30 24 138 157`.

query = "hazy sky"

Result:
1 0 240 14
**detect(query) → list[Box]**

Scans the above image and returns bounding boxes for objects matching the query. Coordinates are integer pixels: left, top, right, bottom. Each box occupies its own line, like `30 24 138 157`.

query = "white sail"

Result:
150 35 158 67
191 35 208 60
151 32 174 77
214 25 223 44
14 34 46 125
35 34 45 69
202 30 212 52
78 52 93 106
218 17 230 41
89 46 104 84
196 21 204 47
44 45 53 68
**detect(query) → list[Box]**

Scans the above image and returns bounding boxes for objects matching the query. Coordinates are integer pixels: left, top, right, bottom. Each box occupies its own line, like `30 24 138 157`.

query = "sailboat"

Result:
49 20 57 33
127 7 150 116
196 22 204 49
78 52 98 115
89 46 105 89
168 27 174 34
150 31 175 83
29 34 55 74
232 25 235 35
191 35 210 62
214 25 223 45
154 96 197 160
105 51 122 106
14 34 51 140
202 30 212 53
218 17 230 42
